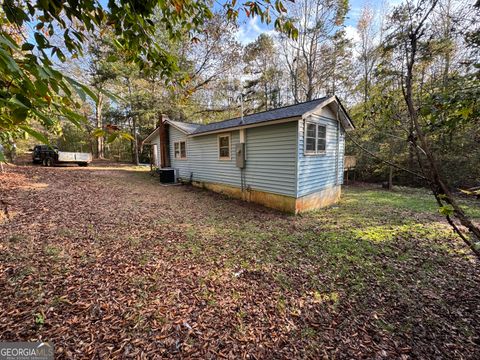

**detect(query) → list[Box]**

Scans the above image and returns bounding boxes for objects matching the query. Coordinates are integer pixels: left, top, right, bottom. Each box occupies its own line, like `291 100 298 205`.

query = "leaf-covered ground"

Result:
1 163 479 359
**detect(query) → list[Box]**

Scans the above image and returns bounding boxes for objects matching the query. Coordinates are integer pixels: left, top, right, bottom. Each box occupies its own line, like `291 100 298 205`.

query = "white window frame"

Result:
304 121 327 155
174 140 187 160
218 133 231 160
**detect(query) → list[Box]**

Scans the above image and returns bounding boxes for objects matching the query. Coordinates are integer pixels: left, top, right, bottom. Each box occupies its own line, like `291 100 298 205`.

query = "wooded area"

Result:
1 1 476 176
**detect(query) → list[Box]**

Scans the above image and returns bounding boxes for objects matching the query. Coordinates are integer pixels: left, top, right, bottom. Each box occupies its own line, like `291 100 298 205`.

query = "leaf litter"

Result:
0 164 479 359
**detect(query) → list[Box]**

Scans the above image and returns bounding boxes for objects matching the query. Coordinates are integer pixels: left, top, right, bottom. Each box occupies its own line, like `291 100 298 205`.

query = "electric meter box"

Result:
236 143 245 168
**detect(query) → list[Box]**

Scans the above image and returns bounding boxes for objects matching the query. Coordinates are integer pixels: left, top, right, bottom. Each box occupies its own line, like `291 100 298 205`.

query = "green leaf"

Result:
106 54 118 62
100 88 123 103
12 108 29 123
106 133 118 143
120 132 134 141
0 47 22 73
9 95 32 109
438 205 454 216
34 80 49 96
92 128 106 137
21 43 35 51
456 107 472 119
0 33 20 49
61 107 87 127
34 32 49 48
65 76 98 102
30 108 54 127
19 125 49 144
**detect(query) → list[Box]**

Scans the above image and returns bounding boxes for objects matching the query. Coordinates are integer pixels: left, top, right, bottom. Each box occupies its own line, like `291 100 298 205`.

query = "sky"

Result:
233 0 402 45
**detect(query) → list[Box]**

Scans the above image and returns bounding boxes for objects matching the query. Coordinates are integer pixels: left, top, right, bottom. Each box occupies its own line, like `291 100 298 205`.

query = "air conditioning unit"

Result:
159 168 175 184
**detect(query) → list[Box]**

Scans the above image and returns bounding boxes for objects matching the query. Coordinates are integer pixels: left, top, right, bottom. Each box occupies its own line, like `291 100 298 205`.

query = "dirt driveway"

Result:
1 162 479 359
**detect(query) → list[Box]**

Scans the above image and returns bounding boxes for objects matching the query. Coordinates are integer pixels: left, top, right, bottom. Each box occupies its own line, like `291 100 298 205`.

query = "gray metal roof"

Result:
190 97 329 135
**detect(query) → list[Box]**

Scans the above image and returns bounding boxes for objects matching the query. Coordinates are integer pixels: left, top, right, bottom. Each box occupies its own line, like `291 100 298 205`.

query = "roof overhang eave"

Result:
142 127 160 144
301 96 355 131
165 119 195 135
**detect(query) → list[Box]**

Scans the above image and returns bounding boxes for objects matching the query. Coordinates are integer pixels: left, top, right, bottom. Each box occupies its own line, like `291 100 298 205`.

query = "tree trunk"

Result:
95 92 104 159
388 166 393 190
132 116 139 165
404 21 480 258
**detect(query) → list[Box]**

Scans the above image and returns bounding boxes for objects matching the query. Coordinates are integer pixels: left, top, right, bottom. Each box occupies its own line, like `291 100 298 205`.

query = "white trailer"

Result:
32 145 93 167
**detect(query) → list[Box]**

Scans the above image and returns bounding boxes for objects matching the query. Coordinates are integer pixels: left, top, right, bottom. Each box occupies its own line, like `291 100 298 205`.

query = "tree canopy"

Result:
0 0 297 141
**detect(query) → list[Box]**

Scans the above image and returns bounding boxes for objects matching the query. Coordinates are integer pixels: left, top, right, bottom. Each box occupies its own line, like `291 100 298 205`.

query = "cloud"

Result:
235 17 276 45
344 25 361 44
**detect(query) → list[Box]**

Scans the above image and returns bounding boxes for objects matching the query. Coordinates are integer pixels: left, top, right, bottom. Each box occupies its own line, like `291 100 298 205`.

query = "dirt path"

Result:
1 163 479 359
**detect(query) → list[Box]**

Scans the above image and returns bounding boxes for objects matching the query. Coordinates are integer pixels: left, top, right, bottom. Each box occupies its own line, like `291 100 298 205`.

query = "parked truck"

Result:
32 145 92 167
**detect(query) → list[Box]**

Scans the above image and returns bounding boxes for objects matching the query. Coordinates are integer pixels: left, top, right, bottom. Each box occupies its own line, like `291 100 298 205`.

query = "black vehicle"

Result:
32 145 57 165
31 145 92 167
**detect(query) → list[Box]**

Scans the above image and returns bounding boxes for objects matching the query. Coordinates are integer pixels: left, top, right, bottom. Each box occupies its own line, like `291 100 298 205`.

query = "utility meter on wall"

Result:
236 143 245 168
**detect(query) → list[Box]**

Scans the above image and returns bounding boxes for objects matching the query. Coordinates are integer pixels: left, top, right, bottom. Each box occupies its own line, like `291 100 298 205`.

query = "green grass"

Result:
343 186 480 218
169 184 479 302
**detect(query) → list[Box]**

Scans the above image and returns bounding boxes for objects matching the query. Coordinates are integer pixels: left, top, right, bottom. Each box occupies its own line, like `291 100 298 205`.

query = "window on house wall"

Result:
218 134 230 159
305 122 327 154
174 141 186 159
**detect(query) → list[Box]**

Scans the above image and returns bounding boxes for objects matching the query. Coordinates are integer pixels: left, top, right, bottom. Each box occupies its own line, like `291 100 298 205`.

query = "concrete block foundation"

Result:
190 180 341 214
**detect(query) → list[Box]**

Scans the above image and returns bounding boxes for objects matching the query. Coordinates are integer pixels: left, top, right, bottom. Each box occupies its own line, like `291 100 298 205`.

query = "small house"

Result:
143 96 355 213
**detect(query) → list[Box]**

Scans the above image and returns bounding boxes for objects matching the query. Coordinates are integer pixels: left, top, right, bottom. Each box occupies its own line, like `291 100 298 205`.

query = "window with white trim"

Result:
305 122 326 154
174 141 186 159
218 134 230 159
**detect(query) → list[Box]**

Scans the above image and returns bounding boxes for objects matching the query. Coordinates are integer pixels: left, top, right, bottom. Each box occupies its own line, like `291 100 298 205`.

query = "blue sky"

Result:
233 0 400 45
89 0 398 45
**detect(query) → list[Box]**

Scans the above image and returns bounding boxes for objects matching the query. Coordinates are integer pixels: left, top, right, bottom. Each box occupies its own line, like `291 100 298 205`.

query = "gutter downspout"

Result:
335 106 340 186
239 128 246 198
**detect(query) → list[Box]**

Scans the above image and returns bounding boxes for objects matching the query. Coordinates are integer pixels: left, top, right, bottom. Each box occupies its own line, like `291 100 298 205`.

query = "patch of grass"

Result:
311 290 339 305
353 223 451 243
57 227 74 237
138 252 152 266
274 272 293 290
300 326 317 339
50 295 71 307
344 186 480 218
44 245 62 257
375 318 396 333
276 296 287 313
34 312 45 326
9 265 36 283
127 236 141 247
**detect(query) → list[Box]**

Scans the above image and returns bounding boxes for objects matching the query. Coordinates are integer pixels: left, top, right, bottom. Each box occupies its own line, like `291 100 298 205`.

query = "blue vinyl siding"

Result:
244 122 297 196
169 122 297 197
170 127 241 187
169 116 344 199
297 115 345 197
